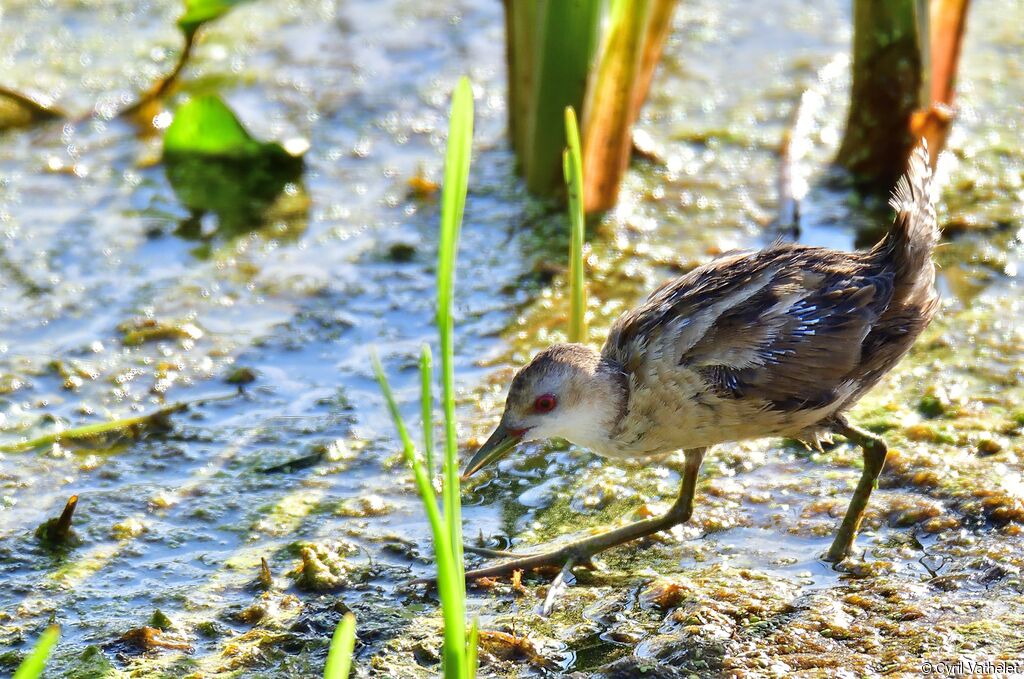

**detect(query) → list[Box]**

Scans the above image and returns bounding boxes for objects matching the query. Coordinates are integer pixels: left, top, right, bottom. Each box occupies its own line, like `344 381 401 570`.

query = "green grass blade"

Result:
420 344 435 481
438 76 474 601
323 613 356 679
13 625 59 679
465 616 480 679
563 106 587 344
371 352 465 678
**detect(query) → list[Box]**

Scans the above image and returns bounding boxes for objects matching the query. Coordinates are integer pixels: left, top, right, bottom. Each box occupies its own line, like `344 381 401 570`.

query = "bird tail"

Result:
875 140 939 298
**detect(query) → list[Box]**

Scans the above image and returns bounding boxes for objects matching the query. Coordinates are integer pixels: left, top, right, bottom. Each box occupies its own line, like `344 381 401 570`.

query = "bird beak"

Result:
461 423 525 480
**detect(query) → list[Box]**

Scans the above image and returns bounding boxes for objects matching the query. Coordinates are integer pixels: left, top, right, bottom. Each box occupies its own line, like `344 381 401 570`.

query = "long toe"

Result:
463 544 531 559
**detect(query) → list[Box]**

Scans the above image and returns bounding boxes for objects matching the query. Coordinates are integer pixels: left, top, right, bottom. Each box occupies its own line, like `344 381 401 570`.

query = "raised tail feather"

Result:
877 140 939 298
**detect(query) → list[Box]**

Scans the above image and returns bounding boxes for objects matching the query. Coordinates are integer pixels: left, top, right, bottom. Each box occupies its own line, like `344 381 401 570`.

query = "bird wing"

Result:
604 244 894 411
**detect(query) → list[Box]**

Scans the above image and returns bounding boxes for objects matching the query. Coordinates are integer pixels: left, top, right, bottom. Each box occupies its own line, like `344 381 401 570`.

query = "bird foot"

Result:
408 513 680 587
463 544 533 559
463 543 594 581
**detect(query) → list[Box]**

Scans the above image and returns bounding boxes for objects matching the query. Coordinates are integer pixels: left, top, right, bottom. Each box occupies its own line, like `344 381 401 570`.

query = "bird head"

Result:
461 343 627 479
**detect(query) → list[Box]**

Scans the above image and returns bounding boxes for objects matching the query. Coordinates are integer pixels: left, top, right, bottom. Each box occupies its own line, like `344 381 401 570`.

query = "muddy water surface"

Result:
1 0 1022 677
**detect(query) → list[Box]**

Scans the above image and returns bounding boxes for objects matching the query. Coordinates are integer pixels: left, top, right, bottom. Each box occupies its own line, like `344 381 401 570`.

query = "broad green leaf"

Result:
164 95 266 158
162 96 305 245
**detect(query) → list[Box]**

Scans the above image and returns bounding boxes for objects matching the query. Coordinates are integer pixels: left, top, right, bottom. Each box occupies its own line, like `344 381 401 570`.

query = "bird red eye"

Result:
533 393 557 413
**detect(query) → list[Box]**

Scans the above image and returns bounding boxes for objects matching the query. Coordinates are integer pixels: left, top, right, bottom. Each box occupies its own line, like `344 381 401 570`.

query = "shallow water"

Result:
1 0 1022 676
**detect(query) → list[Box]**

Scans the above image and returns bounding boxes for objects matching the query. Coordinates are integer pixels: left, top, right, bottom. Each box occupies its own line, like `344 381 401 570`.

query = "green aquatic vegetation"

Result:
178 0 252 35
162 95 306 241
371 76 477 679
163 95 300 162
0 402 187 454
437 77 473 606
324 612 356 679
563 106 587 344
421 345 436 480
118 318 204 346
372 353 472 677
513 0 602 195
12 625 58 679
289 542 365 592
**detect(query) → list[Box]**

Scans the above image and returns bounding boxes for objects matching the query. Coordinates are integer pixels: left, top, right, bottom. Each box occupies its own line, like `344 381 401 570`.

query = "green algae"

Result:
288 541 367 592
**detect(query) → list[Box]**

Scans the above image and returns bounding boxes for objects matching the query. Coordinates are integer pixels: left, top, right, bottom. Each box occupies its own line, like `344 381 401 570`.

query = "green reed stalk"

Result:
563 106 587 344
437 76 473 614
466 617 479 677
372 353 466 678
372 76 476 679
13 626 59 679
324 612 356 679
420 344 435 479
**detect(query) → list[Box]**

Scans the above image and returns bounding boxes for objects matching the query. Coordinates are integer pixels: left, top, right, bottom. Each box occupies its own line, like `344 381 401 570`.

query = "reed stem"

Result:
836 0 923 191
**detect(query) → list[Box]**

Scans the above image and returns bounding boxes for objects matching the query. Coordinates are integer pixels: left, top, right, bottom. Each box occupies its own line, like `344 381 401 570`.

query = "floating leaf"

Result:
164 95 285 159
163 95 306 241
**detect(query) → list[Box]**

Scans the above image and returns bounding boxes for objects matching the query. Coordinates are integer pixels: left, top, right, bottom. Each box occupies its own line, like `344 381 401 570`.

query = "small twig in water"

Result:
53 495 78 543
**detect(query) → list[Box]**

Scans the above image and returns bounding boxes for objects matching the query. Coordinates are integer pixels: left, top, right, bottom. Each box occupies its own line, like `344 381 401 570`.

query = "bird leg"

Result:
461 448 706 581
826 416 889 562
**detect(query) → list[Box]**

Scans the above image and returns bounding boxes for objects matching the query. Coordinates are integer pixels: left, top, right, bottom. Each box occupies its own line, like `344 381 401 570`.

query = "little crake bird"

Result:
461 142 939 578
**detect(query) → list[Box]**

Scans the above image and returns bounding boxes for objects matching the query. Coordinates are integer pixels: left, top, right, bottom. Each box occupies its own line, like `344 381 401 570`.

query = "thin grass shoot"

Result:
371 351 466 677
563 106 587 344
437 75 474 610
323 612 356 679
13 625 59 679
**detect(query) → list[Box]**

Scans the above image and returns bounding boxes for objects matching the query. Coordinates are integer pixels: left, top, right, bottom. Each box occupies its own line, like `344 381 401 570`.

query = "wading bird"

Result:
461 142 938 578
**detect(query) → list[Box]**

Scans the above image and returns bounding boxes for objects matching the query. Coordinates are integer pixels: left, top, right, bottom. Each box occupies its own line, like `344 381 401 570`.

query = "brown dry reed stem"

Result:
911 0 970 165
581 0 653 213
